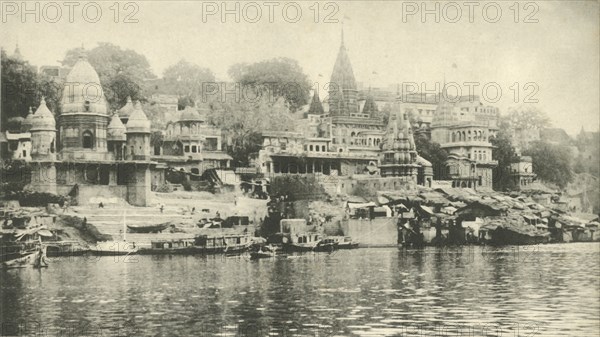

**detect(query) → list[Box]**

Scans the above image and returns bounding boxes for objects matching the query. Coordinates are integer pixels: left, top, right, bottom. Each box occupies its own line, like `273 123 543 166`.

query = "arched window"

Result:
82 131 93 149
50 139 55 153
84 100 91 112
452 132 456 142
309 145 313 151
322 145 326 152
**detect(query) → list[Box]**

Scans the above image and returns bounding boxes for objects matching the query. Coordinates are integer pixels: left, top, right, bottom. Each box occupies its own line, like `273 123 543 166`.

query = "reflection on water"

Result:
1 244 598 336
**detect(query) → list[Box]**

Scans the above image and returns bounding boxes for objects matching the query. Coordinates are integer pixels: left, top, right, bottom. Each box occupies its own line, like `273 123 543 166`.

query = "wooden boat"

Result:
1 226 49 269
250 251 277 259
127 223 169 233
139 234 253 255
282 233 322 252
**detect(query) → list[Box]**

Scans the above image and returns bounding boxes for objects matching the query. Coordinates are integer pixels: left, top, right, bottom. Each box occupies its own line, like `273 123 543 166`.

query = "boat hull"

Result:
283 243 317 252
127 223 169 233
89 242 138 255
250 251 276 259
0 251 37 269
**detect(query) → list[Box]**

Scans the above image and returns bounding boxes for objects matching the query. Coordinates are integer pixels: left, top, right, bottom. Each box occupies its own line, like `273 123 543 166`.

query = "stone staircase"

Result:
70 205 199 247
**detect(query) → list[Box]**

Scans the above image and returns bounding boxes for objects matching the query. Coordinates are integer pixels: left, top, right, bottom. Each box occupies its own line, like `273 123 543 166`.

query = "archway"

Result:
82 131 93 149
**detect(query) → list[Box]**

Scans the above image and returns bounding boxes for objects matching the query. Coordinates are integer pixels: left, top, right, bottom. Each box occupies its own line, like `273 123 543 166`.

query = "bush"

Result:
7 191 66 207
155 183 174 193
269 175 327 201
0 160 31 195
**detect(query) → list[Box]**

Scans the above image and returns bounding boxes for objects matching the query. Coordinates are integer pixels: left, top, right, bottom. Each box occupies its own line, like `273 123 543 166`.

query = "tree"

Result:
0 160 31 195
228 57 311 112
490 120 518 191
162 59 215 100
507 106 550 130
414 135 449 180
61 43 155 111
208 96 295 166
523 141 573 189
1 49 62 129
269 175 327 201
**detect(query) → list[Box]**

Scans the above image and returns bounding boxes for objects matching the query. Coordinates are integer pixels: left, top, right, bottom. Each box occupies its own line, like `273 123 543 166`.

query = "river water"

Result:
1 243 598 337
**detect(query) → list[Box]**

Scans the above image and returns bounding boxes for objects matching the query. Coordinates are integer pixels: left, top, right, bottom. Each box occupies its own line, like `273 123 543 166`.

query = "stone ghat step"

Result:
82 215 189 223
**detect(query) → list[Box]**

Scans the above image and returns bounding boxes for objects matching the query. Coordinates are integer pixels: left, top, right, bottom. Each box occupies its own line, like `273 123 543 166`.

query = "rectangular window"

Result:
191 145 197 153
184 145 190 153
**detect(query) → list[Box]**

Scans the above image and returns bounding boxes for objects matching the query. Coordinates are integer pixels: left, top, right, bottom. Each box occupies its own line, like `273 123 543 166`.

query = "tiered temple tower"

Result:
328 29 359 116
378 102 419 180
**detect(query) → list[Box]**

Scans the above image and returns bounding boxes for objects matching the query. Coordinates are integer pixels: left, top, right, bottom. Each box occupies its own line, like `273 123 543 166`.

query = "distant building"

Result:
510 155 536 189
150 94 178 113
540 128 572 146
39 65 69 80
150 106 232 189
430 95 499 190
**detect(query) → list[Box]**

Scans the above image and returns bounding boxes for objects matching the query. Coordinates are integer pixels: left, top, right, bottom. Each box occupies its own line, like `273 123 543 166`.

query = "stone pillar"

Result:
29 162 57 195
127 164 150 206
109 166 118 186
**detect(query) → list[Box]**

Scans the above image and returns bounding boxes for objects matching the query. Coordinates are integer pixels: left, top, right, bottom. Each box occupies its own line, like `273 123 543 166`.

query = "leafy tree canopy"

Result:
162 59 215 99
414 135 448 180
507 105 550 130
208 96 295 166
523 140 573 189
490 120 518 191
1 50 62 128
228 57 311 112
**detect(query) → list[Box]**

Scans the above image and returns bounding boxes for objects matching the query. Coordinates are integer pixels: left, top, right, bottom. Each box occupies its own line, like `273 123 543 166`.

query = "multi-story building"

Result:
430 95 499 190
510 155 536 189
153 106 232 178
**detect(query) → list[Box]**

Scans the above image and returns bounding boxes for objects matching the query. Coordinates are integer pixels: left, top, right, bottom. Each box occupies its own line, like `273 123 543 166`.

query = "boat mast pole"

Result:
123 211 127 241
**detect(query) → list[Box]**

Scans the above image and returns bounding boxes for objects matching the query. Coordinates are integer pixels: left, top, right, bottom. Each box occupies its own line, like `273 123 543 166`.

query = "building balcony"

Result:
440 141 493 148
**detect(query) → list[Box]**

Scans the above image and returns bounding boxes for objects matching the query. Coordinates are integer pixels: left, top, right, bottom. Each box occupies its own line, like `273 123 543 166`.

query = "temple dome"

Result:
178 106 203 122
61 56 108 115
107 113 127 141
31 97 56 131
126 102 151 133
118 96 135 120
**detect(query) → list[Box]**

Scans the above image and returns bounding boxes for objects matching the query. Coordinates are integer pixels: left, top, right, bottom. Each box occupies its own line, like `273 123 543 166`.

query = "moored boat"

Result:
1 226 50 269
127 223 169 233
282 232 322 252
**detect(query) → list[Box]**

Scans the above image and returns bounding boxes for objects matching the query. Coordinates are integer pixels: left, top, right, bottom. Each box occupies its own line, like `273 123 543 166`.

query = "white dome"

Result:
107 113 127 141
31 97 56 131
118 96 135 120
61 56 108 115
126 102 151 133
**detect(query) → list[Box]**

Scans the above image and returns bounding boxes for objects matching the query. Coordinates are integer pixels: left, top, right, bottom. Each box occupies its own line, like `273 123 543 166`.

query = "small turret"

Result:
30 97 57 160
125 102 151 160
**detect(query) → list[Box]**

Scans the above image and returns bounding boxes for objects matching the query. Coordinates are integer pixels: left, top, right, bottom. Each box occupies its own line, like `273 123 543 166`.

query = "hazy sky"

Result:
2 1 598 134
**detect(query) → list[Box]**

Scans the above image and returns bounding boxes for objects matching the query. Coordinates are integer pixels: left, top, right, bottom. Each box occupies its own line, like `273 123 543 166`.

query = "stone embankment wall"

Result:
341 218 398 246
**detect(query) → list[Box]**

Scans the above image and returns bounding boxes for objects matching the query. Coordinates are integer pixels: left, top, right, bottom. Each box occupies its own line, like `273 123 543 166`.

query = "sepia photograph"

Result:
0 1 599 336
